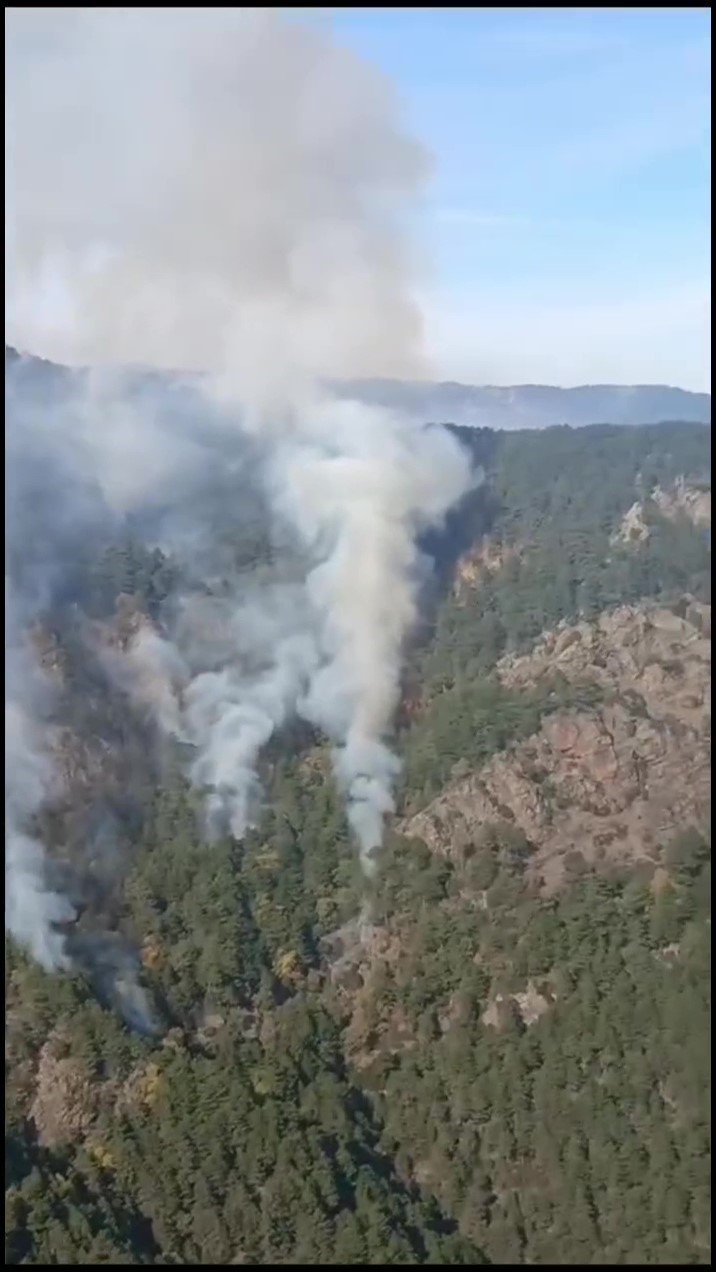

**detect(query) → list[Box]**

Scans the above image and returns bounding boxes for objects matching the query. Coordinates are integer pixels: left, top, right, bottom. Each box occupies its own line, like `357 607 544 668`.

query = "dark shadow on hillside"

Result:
414 425 502 646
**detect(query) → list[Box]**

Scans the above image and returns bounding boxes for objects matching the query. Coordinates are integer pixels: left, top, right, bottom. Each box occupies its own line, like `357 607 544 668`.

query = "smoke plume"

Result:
5 9 476 971
5 610 75 970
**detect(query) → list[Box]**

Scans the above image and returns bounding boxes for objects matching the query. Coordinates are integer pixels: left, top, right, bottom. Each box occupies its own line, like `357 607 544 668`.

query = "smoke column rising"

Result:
5 623 75 969
5 8 475 961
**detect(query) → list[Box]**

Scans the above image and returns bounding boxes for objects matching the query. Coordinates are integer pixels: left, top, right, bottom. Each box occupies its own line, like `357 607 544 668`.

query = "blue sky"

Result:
328 7 710 389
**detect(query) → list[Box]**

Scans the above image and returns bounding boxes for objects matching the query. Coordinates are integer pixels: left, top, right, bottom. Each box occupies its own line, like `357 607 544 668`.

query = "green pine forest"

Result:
5 420 711 1265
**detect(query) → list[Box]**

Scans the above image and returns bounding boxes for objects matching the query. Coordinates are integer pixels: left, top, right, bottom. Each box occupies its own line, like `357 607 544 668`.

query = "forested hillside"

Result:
5 410 711 1265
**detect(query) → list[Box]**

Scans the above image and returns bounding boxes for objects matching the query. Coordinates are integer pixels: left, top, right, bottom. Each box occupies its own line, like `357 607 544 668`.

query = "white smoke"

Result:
5 593 75 968
5 8 476 961
261 397 472 867
96 625 188 738
6 8 430 382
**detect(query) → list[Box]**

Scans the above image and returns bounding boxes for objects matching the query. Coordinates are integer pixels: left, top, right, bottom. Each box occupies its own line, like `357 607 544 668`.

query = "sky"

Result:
5 7 710 392
327 7 711 390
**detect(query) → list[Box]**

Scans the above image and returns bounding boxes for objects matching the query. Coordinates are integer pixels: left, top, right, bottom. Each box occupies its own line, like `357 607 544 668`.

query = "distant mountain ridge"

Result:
6 345 711 430
339 377 711 430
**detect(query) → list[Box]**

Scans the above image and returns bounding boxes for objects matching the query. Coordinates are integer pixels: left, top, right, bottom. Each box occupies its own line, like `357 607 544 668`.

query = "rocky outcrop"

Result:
452 538 521 600
28 1026 165 1149
498 599 710 720
400 601 711 893
613 501 650 544
483 982 554 1030
30 1031 100 1148
653 478 711 529
613 479 711 544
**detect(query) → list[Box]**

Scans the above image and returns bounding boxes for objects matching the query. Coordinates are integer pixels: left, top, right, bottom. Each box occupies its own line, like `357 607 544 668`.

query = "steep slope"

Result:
402 600 711 892
4 399 711 1266
326 597 710 1265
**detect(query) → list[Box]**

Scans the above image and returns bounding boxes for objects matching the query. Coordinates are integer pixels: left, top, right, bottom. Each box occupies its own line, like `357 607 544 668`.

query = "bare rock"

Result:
400 600 711 893
612 478 711 545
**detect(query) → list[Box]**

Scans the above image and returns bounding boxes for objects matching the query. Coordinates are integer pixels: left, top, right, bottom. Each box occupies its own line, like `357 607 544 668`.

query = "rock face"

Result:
653 478 711 529
498 599 711 709
613 479 711 544
400 601 711 893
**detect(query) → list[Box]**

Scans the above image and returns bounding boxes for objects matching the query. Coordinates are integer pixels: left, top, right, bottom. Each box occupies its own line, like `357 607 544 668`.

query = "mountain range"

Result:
7 346 710 431
339 377 711 430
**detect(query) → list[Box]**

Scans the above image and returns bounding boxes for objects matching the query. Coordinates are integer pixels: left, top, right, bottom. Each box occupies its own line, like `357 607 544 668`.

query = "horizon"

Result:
6 339 710 399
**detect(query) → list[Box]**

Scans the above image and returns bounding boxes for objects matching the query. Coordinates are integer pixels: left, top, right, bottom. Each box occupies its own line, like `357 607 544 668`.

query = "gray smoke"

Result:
5 8 476 967
96 625 189 740
181 587 320 839
261 396 471 867
5 628 75 969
